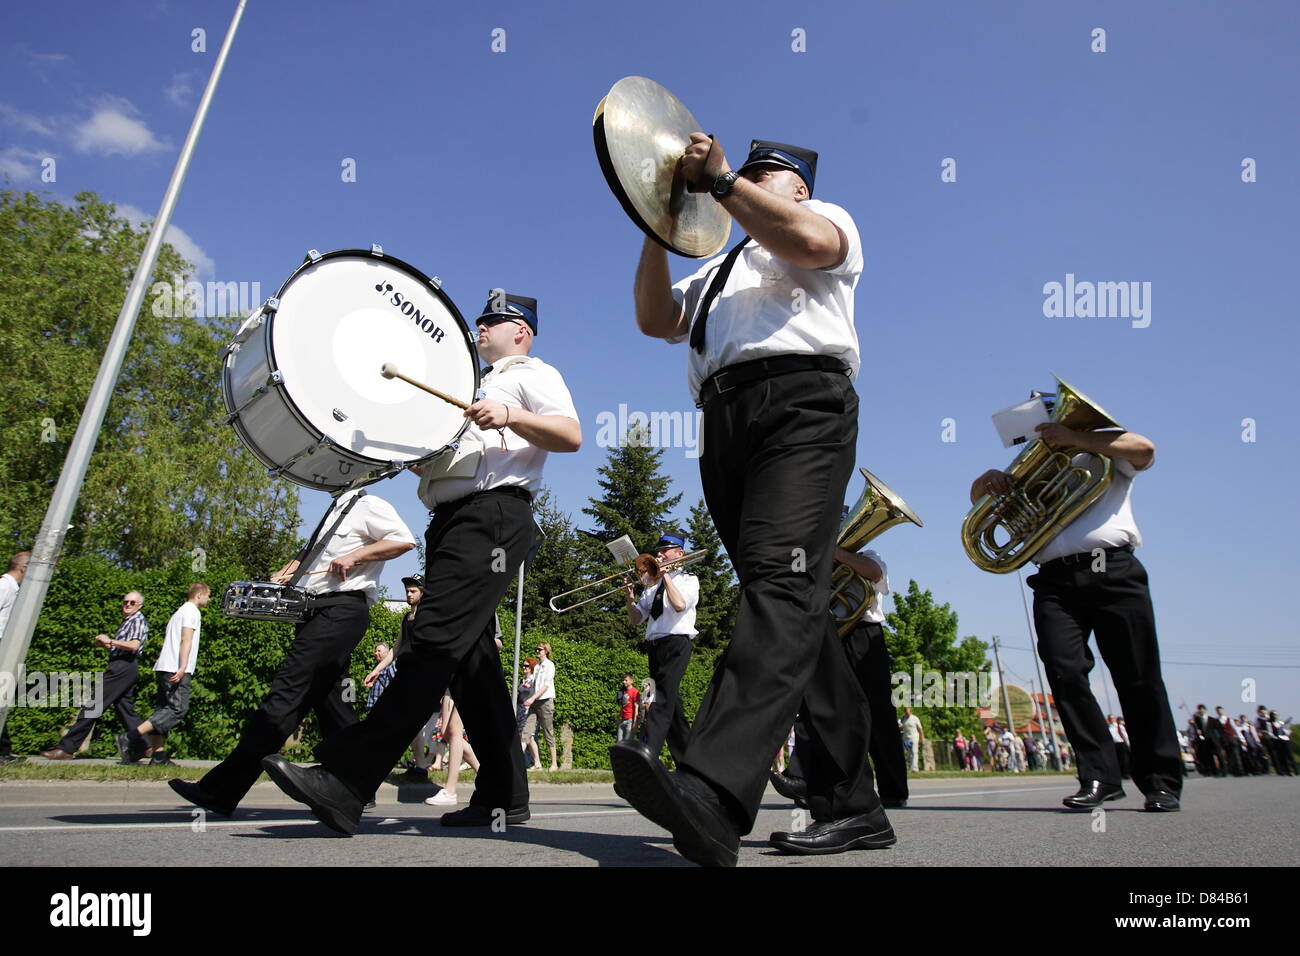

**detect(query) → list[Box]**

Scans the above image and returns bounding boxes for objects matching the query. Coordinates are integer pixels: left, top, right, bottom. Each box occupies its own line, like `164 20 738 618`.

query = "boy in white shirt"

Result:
119 583 210 765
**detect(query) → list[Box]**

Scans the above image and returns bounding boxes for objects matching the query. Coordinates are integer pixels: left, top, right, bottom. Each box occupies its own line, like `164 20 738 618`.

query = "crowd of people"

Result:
1185 704 1294 777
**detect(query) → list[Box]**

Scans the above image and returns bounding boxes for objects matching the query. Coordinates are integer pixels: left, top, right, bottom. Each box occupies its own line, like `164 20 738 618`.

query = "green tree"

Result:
571 424 685 646
685 497 737 648
885 580 990 743
513 487 615 646
0 190 299 572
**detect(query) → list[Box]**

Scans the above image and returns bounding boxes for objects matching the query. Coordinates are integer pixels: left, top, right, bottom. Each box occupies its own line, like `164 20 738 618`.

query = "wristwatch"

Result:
710 171 739 200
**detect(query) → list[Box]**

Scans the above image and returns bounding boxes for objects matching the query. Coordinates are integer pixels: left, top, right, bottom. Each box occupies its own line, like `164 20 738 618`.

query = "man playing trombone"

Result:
623 532 699 766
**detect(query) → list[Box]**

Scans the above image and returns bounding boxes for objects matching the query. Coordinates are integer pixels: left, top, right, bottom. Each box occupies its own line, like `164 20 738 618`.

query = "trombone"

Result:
548 550 708 613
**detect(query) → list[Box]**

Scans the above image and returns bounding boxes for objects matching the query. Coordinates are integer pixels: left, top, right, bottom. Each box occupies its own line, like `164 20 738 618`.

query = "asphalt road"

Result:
2 773 1295 867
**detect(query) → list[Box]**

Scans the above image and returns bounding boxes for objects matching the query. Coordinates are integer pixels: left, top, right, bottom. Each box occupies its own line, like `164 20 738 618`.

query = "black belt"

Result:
442 485 533 511
1038 545 1132 573
696 355 850 408
309 590 368 611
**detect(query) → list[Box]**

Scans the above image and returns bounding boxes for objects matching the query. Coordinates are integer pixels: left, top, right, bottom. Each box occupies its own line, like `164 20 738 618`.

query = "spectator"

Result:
42 592 149 760
522 641 559 772
954 731 967 770
616 674 639 743
366 644 396 710
0 550 31 765
425 693 479 806
119 583 210 765
901 706 923 772
635 676 656 744
518 658 541 771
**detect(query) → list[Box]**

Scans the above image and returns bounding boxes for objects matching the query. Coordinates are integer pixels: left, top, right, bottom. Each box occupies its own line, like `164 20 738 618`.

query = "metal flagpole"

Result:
1019 567 1061 769
512 564 524 700
0 0 248 741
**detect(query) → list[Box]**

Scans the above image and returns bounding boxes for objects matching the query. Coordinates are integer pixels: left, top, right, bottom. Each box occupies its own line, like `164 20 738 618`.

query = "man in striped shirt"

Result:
42 592 149 759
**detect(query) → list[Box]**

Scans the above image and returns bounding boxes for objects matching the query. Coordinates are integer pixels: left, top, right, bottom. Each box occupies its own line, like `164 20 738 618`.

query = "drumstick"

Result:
380 362 469 411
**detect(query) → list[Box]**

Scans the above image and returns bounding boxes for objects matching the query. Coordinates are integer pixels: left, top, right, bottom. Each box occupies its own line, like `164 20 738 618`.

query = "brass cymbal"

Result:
593 76 731 259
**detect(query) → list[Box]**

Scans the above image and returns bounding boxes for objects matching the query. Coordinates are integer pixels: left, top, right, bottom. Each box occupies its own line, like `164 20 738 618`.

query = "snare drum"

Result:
221 247 479 492
222 581 313 622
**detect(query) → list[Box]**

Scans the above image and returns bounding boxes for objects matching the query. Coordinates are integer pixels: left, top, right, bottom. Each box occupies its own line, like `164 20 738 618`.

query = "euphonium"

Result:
961 377 1123 573
829 468 923 636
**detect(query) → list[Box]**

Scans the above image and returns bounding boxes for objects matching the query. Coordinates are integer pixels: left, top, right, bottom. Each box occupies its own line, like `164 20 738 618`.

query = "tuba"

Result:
961 377 1123 573
829 468 923 636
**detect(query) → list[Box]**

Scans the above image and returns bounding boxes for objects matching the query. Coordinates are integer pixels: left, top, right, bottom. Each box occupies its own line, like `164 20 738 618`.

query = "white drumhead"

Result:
271 255 476 464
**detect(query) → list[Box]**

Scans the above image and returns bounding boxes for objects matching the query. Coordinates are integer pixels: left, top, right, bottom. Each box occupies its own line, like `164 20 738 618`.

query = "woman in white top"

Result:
522 641 558 772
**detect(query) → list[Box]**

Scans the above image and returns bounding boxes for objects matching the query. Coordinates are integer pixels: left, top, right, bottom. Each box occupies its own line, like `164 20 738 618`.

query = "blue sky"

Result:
4 0 1297 723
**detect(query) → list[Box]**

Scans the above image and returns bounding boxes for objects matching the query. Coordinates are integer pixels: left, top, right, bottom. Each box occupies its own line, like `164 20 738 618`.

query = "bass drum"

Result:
221 248 478 492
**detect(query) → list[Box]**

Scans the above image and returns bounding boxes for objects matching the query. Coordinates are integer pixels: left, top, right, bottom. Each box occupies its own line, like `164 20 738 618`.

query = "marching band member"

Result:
771 545 909 811
623 531 699 765
262 291 580 834
969 422 1182 812
616 137 891 864
171 490 414 816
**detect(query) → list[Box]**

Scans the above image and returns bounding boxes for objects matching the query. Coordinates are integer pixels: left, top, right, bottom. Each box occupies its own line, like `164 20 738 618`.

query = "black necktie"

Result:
650 581 665 620
689 237 751 353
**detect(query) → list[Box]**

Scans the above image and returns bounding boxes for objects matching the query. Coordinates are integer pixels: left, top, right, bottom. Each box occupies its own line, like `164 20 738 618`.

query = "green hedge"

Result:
6 555 720 769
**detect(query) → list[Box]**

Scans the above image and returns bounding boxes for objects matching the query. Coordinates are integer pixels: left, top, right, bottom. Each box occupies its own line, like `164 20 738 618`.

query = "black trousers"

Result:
316 491 532 811
200 597 369 806
683 369 878 830
789 620 908 802
1028 550 1182 796
643 634 692 764
57 658 141 753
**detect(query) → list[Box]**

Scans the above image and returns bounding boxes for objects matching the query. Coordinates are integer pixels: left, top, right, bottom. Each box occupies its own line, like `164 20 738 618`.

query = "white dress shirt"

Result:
425 355 578 505
304 491 415 604
1033 455 1143 564
668 199 863 403
631 570 699 639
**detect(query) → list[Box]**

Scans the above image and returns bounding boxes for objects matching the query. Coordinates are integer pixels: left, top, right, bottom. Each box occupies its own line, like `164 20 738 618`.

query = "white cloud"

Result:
115 202 216 279
0 146 51 183
72 97 168 156
0 102 55 136
163 73 194 108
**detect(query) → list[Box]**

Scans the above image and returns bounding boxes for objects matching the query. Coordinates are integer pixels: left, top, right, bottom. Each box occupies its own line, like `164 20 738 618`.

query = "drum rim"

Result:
227 249 480 490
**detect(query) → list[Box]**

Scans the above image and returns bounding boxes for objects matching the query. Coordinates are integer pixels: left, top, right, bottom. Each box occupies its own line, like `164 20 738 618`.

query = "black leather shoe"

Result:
260 755 362 836
1142 790 1181 812
882 797 908 809
1062 780 1126 809
769 770 808 808
169 778 235 817
439 803 530 826
769 807 897 855
610 741 740 867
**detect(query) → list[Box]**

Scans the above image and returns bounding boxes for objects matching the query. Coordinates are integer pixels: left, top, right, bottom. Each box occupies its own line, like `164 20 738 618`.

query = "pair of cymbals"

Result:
593 76 731 259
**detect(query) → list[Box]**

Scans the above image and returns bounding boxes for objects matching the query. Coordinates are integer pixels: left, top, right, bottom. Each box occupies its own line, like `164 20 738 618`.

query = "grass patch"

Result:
0 762 615 785
0 763 218 782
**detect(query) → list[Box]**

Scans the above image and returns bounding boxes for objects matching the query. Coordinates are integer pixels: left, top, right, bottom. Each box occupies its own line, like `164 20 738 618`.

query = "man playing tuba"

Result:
969 418 1183 812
